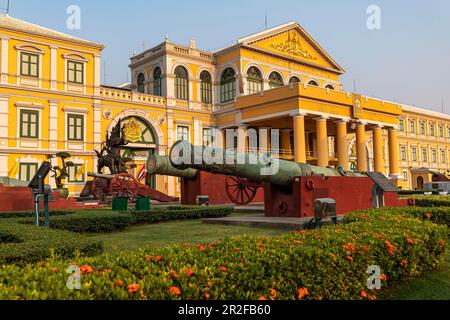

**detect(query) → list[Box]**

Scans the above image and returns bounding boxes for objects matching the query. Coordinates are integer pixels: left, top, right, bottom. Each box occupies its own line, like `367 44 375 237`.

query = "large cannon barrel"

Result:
146 154 198 180
169 141 364 188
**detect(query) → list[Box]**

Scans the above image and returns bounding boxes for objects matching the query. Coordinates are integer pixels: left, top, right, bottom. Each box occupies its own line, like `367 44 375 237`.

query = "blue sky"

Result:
3 0 450 113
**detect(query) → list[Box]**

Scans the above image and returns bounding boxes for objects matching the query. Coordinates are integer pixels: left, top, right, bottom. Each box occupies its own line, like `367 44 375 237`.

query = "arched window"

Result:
200 71 212 104
153 67 162 96
308 80 319 87
174 66 189 101
247 67 263 94
137 73 146 93
269 72 284 89
220 68 236 103
325 84 335 90
289 76 301 85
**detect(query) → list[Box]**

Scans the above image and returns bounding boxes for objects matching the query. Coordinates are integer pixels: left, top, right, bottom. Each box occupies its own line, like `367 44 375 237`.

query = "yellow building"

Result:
0 16 448 197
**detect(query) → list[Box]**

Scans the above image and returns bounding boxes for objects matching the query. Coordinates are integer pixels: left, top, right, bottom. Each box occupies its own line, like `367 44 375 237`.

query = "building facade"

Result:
0 16 448 196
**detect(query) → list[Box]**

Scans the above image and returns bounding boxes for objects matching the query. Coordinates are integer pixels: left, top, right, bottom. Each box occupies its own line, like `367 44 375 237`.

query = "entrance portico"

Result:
214 83 402 182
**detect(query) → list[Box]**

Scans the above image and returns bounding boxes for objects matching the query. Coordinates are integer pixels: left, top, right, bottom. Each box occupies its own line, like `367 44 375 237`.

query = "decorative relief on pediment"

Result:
270 31 317 61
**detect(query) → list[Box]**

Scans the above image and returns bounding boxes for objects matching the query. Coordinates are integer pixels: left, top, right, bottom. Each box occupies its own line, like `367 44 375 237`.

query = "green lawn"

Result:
88 219 282 254
380 250 450 300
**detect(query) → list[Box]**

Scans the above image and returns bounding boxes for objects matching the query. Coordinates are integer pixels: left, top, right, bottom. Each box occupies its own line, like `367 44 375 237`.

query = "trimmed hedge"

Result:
0 208 446 300
0 220 103 265
413 196 450 208
17 207 233 234
0 210 76 219
130 207 233 225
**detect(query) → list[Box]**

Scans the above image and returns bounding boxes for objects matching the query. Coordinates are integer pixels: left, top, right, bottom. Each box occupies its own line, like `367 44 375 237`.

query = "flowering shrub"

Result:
0 208 446 300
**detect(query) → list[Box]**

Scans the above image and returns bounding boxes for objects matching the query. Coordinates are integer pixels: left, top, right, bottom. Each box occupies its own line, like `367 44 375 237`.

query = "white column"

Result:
0 96 8 148
214 128 224 149
166 110 175 196
0 154 8 177
50 46 58 91
0 36 9 84
49 100 58 150
193 117 200 145
94 54 101 96
93 100 102 149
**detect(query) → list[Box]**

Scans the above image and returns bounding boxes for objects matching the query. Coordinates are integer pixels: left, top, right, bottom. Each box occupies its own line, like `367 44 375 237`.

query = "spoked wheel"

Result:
110 173 139 201
225 176 259 206
92 178 111 205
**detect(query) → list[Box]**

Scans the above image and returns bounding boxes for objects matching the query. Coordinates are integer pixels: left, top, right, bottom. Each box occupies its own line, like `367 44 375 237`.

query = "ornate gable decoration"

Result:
270 31 317 61
237 22 344 74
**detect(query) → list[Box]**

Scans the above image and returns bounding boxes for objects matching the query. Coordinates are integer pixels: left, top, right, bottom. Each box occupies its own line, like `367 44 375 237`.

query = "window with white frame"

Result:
20 109 39 139
67 113 85 141
19 163 38 182
411 147 417 162
202 128 214 147
67 60 84 84
432 149 437 163
409 120 416 134
68 163 85 183
441 150 446 163
20 52 39 78
400 146 407 161
422 148 428 162
177 126 190 142
403 171 408 182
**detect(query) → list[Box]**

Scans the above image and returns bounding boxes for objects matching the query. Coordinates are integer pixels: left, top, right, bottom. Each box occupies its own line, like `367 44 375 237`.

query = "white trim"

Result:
15 106 42 149
15 101 44 109
64 58 87 94
62 52 89 62
0 37 9 84
62 106 89 114
64 109 87 152
14 43 45 54
16 49 43 88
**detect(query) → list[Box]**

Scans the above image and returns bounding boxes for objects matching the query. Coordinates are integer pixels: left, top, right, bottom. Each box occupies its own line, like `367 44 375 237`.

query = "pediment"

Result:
239 22 344 73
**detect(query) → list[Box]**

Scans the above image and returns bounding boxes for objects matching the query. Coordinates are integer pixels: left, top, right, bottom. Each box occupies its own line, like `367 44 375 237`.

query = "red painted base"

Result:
181 171 264 205
264 176 411 218
0 186 101 213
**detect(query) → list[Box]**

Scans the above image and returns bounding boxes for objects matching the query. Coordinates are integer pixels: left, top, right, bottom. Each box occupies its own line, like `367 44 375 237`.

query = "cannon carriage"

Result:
87 172 178 205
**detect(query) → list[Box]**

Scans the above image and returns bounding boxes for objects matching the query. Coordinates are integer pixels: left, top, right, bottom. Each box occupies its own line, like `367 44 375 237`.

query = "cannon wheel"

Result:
225 176 258 206
110 173 139 201
92 177 111 205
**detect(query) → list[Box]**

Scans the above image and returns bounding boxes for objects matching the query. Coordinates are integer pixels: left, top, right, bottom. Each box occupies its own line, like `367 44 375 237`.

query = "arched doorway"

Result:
120 117 158 188
417 176 424 190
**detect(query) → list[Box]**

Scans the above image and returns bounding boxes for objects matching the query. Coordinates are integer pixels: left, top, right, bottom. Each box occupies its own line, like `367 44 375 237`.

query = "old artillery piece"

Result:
148 141 414 217
87 172 177 204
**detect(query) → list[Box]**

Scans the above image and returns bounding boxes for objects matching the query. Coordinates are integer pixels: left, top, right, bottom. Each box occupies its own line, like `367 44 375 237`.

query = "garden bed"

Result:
0 207 447 300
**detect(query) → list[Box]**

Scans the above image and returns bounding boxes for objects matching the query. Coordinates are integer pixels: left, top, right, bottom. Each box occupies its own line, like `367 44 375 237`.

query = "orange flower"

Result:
169 270 179 278
346 256 353 262
400 259 408 267
425 213 431 220
259 296 266 300
385 241 396 256
114 280 123 287
127 284 140 294
154 256 163 262
406 238 414 246
219 266 228 272
439 240 446 247
298 288 309 300
184 269 195 277
380 273 388 282
80 265 93 275
169 286 181 296
203 293 211 299
51 267 57 273
269 289 277 298
196 245 206 251
360 290 368 298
